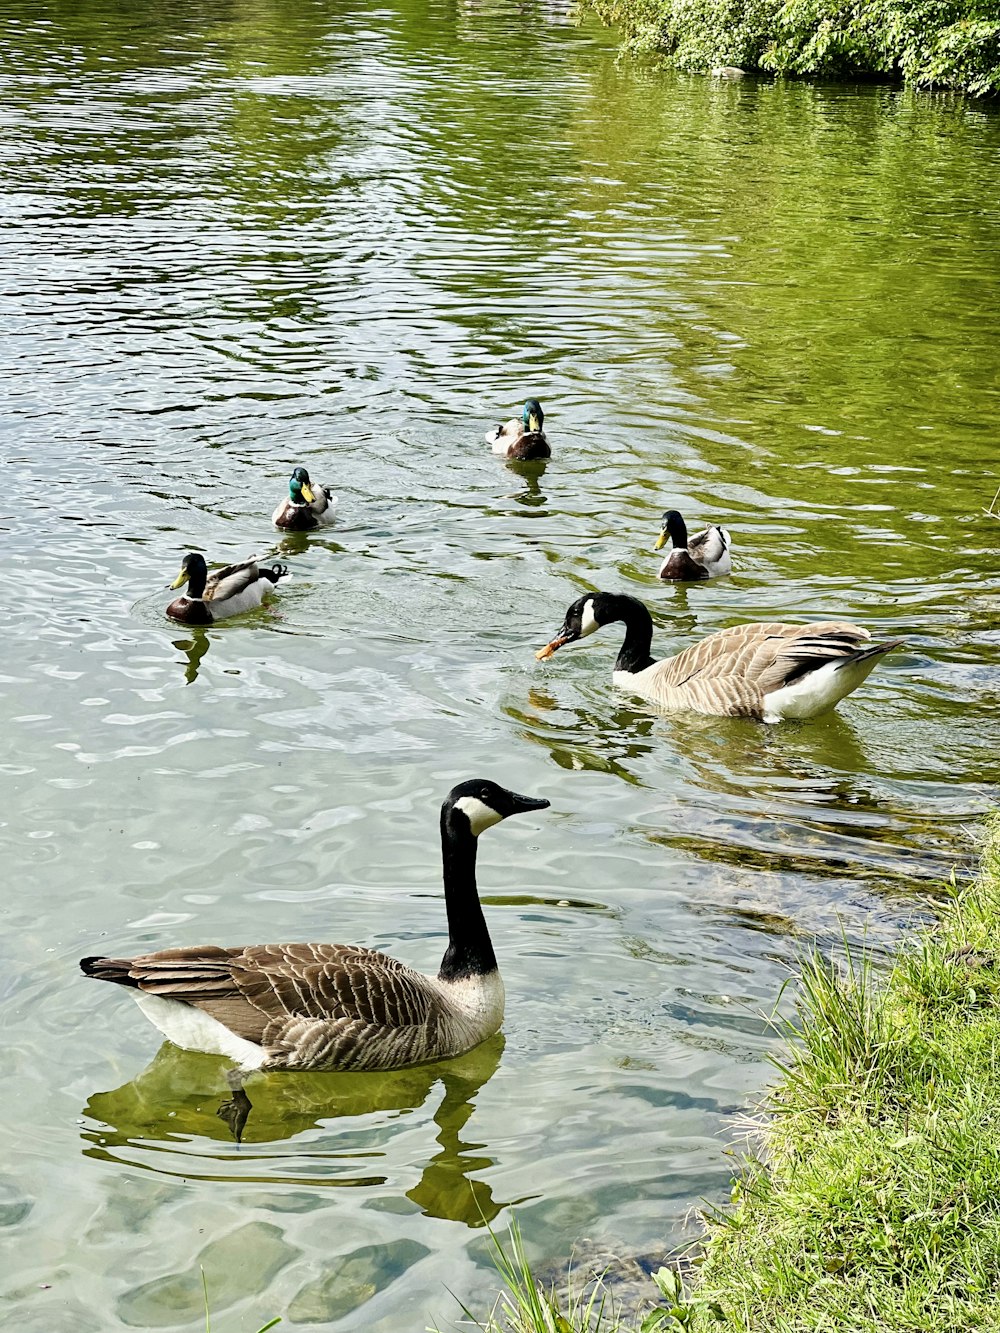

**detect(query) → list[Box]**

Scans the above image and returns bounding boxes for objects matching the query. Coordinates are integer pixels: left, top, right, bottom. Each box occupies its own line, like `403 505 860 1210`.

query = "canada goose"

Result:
654 510 731 581
81 780 549 1137
165 553 289 625
271 466 336 530
536 592 903 722
485 399 550 461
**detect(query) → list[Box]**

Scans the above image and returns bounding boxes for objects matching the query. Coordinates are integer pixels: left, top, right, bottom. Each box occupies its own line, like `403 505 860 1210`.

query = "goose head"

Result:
289 466 315 504
169 552 208 594
521 399 544 434
654 509 687 551
443 779 549 838
535 592 620 659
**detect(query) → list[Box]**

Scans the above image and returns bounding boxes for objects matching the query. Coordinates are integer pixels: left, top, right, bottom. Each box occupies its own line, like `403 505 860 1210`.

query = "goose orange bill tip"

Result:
535 637 566 660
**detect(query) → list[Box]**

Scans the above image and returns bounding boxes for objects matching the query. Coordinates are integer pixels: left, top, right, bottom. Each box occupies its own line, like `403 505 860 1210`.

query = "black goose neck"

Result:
605 594 656 675
437 811 497 981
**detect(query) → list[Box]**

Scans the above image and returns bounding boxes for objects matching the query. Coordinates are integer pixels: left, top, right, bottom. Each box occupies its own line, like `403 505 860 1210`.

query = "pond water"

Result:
2 1 999 1329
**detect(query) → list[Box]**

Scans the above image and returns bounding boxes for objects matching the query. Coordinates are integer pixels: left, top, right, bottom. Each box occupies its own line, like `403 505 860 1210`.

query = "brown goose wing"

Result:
747 623 873 694
82 945 269 1041
658 621 869 687
641 621 871 716
204 559 259 602
83 942 438 1050
232 943 438 1032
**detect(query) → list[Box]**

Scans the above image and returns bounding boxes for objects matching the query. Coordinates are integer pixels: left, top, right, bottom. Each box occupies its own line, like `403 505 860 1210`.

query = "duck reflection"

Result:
275 530 346 560
504 458 547 508
80 1035 507 1226
173 631 212 685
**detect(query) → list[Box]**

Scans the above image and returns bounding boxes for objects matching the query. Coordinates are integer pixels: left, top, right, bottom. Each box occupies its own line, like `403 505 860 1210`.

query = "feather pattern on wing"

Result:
83 942 502 1072
203 559 261 603
621 620 873 715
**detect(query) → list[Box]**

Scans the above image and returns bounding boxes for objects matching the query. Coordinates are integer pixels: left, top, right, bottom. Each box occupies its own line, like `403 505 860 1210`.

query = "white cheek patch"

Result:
454 796 503 837
579 598 600 638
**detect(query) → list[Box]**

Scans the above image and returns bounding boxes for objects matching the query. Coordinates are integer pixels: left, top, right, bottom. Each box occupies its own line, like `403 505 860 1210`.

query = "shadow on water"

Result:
80 1035 510 1226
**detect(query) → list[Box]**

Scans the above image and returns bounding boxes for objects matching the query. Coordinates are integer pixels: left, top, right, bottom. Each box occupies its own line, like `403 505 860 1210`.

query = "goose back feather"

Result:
81 780 548 1074
537 593 902 722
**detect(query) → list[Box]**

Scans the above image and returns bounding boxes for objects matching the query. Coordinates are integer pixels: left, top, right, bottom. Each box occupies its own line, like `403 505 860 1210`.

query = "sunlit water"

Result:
2 1 999 1328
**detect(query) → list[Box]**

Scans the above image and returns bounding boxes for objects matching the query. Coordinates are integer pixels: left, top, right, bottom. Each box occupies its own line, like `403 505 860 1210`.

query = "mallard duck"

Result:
654 510 731 580
536 592 903 722
271 466 336 530
165 553 289 625
81 780 549 1137
485 398 550 461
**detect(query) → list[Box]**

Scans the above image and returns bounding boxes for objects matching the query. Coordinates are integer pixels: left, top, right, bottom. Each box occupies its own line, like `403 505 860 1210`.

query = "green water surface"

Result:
1 1 999 1329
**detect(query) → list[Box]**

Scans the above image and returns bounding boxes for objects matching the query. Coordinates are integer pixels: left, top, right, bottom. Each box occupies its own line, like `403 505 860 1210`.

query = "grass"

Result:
432 1219 631 1332
454 814 1000 1332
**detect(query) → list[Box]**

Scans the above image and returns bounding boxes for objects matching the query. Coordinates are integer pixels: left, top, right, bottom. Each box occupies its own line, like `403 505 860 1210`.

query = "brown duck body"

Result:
504 430 550 461
658 548 711 581
655 513 731 581
486 400 550 461
271 483 336 530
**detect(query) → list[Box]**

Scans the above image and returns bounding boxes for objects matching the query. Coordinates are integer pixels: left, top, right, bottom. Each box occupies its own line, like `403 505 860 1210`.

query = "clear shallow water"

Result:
1 1 999 1328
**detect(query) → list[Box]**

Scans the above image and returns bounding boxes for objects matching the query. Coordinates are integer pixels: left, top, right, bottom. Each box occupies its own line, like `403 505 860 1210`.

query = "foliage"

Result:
589 0 1000 94
433 1219 629 1332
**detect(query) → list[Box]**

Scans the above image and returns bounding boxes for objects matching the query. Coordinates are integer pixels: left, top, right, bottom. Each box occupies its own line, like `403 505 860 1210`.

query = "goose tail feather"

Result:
80 956 141 988
837 638 905 669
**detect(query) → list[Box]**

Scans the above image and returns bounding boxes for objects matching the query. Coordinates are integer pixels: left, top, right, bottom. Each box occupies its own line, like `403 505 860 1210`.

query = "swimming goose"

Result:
536 592 903 722
485 398 550 461
654 510 731 580
81 780 549 1132
165 553 289 625
271 466 336 530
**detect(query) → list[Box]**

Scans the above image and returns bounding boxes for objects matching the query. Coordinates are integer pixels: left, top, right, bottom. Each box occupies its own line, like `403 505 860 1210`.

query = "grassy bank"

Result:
463 813 1000 1331
588 0 1000 95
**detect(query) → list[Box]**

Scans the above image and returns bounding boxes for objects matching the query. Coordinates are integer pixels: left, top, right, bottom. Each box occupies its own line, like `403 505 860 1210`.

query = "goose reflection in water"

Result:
80 1034 508 1226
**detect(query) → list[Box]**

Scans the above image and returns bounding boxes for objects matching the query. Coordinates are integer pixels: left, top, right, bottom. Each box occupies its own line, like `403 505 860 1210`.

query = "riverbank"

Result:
474 813 1000 1331
587 0 1000 96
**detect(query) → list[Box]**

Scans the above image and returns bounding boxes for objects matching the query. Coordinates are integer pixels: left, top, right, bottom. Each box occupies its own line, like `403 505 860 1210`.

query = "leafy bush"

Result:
590 0 1000 93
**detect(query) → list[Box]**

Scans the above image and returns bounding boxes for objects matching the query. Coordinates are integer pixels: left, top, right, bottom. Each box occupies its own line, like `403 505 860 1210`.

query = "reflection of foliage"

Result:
591 0 1000 94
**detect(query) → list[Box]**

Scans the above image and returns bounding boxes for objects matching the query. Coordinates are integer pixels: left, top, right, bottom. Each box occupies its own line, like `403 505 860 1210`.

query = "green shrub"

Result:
589 0 1000 94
